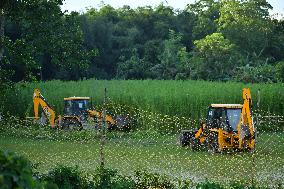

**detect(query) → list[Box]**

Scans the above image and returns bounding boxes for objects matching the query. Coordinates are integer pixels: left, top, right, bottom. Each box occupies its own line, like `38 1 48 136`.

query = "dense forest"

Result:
0 0 284 87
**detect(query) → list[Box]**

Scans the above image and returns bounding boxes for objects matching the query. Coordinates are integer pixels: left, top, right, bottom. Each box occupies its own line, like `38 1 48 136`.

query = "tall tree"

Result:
187 0 220 40
117 48 146 79
218 0 273 59
0 8 4 62
155 30 189 79
191 33 240 80
0 0 20 70
21 0 93 80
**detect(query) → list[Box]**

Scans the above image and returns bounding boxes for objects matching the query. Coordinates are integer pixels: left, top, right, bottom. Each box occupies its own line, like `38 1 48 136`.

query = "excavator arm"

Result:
238 88 255 149
33 89 57 128
242 88 254 134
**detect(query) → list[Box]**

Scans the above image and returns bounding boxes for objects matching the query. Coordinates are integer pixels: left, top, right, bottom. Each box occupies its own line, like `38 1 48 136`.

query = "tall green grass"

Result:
4 79 284 120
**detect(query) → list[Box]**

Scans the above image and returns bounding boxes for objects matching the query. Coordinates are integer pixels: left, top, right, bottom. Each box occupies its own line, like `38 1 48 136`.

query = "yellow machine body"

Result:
32 89 125 130
180 88 255 152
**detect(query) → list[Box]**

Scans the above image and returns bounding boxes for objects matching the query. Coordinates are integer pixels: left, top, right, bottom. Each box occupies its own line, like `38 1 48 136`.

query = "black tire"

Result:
62 119 83 131
207 132 220 153
190 138 201 151
180 131 194 147
114 115 129 131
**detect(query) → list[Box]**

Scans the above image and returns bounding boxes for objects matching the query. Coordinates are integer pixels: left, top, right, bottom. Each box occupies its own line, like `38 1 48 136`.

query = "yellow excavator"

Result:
33 89 129 130
180 88 255 152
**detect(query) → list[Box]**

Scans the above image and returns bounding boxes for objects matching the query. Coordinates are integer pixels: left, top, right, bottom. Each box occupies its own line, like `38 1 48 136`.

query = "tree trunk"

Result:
0 8 4 64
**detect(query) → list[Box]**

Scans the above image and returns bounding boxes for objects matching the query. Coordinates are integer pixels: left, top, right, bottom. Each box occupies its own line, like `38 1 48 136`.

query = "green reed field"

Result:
4 79 284 120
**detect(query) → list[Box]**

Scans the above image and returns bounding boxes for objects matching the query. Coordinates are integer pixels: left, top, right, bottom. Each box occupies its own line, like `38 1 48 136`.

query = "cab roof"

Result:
64 97 91 101
210 104 243 108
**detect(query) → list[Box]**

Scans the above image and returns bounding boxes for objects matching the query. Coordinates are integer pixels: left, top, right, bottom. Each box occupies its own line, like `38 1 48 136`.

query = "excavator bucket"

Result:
87 109 131 130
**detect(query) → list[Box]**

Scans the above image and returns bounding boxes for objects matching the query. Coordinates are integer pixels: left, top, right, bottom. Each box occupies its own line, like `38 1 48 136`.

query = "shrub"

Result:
0 150 42 189
234 64 277 83
229 181 271 189
134 170 175 189
41 165 90 189
196 181 224 189
276 61 284 82
93 167 135 189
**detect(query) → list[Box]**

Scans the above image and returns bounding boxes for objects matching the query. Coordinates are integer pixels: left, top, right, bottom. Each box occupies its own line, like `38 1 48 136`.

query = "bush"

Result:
41 166 135 189
0 150 42 189
134 170 175 189
229 181 271 189
41 165 90 189
196 181 224 189
276 61 284 82
93 167 135 189
234 64 277 83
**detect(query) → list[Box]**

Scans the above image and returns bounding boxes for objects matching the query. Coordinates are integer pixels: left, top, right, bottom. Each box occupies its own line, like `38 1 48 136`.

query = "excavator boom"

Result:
238 88 255 149
33 89 57 127
241 88 254 134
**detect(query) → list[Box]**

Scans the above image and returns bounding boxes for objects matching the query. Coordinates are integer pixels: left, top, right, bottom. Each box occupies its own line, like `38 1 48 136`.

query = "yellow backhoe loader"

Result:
180 88 255 152
33 89 129 130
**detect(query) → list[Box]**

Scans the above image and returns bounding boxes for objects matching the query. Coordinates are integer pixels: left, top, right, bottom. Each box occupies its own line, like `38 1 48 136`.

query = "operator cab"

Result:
206 104 242 132
63 97 92 116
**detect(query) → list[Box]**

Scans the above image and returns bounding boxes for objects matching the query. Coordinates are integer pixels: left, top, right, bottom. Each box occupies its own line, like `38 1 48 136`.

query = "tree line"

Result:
1 0 284 86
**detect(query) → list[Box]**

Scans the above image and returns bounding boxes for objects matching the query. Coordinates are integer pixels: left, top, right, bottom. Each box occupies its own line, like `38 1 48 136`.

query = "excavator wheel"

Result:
180 130 195 147
114 115 130 131
207 132 220 153
62 119 83 131
190 138 201 151
115 116 128 130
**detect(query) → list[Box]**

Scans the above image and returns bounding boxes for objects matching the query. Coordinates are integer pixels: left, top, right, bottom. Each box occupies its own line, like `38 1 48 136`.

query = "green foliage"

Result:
218 0 273 56
196 180 271 189
0 150 42 189
21 2 93 81
188 0 220 40
135 170 175 189
2 1 283 82
234 63 277 83
2 0 94 81
156 30 190 79
41 165 90 189
229 181 271 189
269 20 284 62
0 150 172 189
0 148 280 189
196 181 224 189
4 79 284 121
93 167 135 189
0 115 104 142
0 63 14 111
117 48 148 79
276 61 284 82
2 37 37 81
191 33 240 80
